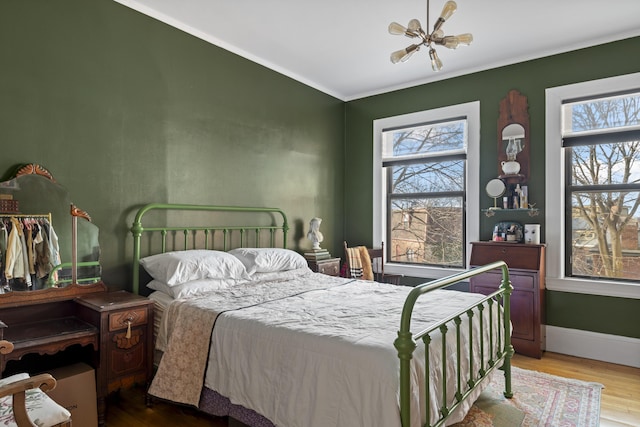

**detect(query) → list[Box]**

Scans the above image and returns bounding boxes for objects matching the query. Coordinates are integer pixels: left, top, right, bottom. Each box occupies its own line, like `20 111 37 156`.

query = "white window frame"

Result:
545 72 640 300
373 101 480 280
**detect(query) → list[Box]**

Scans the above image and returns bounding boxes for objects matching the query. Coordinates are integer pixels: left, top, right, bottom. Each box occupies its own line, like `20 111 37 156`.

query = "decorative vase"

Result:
501 160 520 175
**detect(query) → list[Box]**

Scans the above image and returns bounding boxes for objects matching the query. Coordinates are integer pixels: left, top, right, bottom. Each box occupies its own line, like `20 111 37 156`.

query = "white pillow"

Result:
250 266 312 282
229 248 307 275
146 278 239 299
139 249 249 286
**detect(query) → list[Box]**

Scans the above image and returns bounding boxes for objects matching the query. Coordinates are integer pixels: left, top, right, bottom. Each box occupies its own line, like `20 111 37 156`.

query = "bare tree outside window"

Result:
564 93 640 281
384 120 466 268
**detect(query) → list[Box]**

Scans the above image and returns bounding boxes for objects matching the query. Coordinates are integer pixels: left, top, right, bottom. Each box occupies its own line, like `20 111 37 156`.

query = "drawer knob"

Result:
125 320 132 339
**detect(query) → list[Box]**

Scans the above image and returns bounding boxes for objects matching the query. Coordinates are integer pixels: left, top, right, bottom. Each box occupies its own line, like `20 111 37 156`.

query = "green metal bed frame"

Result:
130 203 513 427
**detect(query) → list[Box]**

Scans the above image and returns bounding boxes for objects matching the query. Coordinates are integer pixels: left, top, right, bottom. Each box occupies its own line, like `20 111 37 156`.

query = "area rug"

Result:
452 366 603 427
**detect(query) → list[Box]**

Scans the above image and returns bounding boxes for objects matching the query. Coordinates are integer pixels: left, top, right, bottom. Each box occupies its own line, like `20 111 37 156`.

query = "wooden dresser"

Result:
469 241 546 358
0 284 154 427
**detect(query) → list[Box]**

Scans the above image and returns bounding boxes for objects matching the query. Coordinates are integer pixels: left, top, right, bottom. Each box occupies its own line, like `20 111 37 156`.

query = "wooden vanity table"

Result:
0 283 106 372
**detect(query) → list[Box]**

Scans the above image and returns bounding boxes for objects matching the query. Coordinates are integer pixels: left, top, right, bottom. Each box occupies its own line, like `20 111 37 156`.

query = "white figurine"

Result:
307 217 324 250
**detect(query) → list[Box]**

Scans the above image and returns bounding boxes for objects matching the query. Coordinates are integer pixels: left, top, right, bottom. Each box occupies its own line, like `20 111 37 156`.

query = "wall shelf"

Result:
483 208 540 217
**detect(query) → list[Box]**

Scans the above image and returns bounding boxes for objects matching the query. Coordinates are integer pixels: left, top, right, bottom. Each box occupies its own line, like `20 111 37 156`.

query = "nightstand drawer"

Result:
109 308 147 332
307 257 341 276
317 259 340 276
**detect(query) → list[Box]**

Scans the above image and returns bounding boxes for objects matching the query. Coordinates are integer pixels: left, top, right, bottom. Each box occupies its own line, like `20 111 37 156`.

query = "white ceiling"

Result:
113 0 640 101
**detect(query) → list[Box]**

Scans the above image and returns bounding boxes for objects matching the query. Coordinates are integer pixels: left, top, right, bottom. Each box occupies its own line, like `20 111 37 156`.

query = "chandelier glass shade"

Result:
388 0 472 71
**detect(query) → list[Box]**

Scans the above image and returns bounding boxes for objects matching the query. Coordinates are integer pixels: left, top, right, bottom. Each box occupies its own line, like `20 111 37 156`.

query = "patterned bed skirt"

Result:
199 386 275 427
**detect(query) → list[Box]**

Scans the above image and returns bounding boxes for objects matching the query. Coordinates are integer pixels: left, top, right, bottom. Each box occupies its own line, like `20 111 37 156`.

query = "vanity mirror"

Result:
497 89 530 182
486 178 506 210
0 163 101 294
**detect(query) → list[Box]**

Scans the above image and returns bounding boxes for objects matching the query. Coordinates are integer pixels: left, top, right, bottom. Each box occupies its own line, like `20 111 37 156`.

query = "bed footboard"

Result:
395 261 514 427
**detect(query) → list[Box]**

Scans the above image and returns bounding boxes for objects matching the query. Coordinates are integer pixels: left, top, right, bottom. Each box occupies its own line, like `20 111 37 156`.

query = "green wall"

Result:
1 1 638 340
0 0 345 288
344 37 640 339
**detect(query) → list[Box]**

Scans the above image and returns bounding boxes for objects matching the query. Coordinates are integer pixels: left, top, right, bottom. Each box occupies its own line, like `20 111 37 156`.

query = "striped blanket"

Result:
345 245 373 280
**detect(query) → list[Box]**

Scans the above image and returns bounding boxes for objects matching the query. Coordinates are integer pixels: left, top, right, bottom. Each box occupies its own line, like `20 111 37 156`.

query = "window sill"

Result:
546 277 640 299
385 264 466 281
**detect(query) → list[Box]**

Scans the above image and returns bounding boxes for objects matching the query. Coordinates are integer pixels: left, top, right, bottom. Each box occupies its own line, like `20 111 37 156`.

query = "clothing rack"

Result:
0 213 52 226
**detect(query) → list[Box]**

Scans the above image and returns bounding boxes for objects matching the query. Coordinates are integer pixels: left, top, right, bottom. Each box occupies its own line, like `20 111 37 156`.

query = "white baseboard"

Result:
545 325 640 368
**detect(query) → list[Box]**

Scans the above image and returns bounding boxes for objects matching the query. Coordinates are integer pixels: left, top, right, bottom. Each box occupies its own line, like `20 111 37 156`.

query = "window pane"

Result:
563 93 640 134
570 141 640 186
389 198 463 267
390 120 465 157
570 191 640 280
391 160 464 194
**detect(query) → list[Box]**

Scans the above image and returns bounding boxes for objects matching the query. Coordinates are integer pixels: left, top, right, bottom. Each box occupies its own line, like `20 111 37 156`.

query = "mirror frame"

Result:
486 178 506 198
0 164 106 305
497 89 530 181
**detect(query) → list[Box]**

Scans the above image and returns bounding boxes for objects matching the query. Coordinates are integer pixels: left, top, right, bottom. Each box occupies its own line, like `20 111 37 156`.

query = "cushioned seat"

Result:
0 340 72 427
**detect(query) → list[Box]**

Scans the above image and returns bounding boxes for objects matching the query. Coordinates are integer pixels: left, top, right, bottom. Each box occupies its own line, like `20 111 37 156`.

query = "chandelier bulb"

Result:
389 22 408 36
455 33 473 45
407 19 422 32
439 1 457 21
440 36 459 49
429 48 443 71
390 44 420 64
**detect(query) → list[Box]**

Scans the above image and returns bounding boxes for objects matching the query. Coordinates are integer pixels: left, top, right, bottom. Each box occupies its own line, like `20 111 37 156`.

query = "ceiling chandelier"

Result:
388 0 473 71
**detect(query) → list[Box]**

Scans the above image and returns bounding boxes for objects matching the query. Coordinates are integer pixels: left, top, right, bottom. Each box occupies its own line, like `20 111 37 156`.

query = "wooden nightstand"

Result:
75 291 154 426
308 257 341 276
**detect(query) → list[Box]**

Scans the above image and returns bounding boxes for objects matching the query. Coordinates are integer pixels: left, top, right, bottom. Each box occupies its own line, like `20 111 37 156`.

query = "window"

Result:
546 72 640 299
373 102 480 279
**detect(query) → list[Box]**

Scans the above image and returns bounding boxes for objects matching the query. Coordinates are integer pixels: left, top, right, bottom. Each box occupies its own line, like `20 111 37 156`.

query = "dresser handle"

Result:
125 320 132 339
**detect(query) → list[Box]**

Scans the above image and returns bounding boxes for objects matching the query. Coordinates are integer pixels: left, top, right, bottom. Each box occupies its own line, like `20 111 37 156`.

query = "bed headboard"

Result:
130 203 289 294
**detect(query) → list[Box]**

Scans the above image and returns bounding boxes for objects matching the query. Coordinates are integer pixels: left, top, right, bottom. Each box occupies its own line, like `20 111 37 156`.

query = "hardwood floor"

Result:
105 352 640 426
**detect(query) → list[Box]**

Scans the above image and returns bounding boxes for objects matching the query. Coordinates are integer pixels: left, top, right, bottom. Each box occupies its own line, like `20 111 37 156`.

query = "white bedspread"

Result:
153 271 503 427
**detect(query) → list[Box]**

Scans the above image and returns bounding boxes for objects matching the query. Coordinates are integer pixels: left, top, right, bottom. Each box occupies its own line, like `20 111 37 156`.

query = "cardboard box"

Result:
46 363 98 427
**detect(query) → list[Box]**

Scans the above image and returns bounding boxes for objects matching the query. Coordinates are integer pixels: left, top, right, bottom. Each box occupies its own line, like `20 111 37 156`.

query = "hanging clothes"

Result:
19 221 32 288
48 222 61 282
1 215 56 290
35 221 53 279
5 217 25 281
0 221 7 291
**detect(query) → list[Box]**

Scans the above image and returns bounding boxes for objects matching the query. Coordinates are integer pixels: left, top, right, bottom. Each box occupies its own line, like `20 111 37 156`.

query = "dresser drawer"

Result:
470 270 535 290
109 308 147 332
109 330 145 376
469 242 543 270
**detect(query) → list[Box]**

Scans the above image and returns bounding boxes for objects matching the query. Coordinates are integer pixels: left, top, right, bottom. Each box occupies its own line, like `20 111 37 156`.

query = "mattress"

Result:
148 290 173 357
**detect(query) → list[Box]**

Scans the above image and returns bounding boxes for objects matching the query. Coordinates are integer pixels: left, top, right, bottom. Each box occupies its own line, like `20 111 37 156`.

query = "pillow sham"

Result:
139 249 249 286
250 266 312 282
146 278 240 299
229 248 308 275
